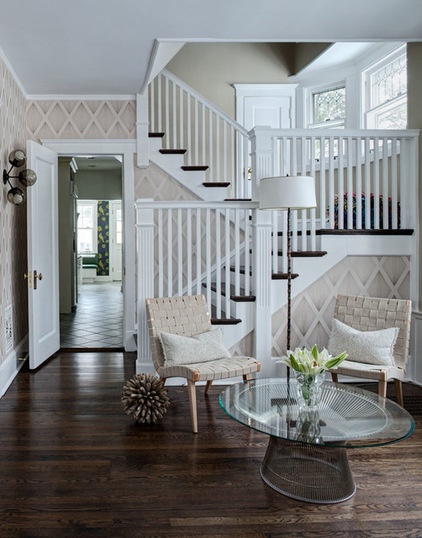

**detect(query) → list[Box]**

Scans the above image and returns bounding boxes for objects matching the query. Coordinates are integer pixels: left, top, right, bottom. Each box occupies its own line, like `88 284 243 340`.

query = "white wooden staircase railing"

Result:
148 69 251 198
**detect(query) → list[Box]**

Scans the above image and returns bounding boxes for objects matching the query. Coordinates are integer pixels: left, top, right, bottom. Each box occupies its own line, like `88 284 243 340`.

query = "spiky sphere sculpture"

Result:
121 373 170 424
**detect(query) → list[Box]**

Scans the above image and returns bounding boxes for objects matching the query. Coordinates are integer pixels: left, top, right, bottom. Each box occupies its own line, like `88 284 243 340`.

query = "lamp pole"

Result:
286 207 292 353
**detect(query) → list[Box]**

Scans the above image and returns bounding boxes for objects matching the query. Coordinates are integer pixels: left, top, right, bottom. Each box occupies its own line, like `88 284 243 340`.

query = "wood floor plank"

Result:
0 351 420 537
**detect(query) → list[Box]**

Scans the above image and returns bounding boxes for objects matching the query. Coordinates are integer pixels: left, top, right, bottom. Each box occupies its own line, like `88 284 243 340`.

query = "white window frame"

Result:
77 200 98 254
308 82 347 129
362 44 407 129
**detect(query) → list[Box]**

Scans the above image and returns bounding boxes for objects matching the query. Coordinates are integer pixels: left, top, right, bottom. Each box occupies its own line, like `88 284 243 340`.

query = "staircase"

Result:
136 70 419 377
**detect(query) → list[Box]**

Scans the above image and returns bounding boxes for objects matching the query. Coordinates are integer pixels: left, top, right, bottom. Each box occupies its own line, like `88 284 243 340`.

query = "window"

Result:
115 207 122 245
312 86 346 128
77 201 97 253
364 48 407 128
306 84 346 158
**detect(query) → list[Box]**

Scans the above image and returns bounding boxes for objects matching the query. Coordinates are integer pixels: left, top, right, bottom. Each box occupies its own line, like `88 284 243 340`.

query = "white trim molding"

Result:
0 337 28 398
41 139 137 351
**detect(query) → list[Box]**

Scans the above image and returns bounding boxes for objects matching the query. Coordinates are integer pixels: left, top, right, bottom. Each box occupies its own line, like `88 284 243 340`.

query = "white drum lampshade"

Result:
259 175 316 210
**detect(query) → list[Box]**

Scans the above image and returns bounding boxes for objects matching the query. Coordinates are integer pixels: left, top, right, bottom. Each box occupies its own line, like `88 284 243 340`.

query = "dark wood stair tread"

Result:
272 272 299 280
280 250 328 258
181 165 209 171
204 283 255 302
203 182 230 188
149 132 165 138
292 250 327 257
159 149 187 155
318 228 414 235
210 305 241 325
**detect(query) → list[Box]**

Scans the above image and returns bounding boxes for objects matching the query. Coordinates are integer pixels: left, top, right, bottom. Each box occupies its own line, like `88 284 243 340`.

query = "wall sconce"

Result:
3 150 37 205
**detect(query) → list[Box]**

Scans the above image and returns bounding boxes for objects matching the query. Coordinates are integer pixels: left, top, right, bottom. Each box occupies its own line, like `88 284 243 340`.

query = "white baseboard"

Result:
0 336 28 397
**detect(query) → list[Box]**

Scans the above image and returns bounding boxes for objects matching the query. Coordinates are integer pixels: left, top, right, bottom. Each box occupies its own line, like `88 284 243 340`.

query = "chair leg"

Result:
378 380 387 399
394 379 404 407
187 380 198 434
204 380 213 394
331 372 339 383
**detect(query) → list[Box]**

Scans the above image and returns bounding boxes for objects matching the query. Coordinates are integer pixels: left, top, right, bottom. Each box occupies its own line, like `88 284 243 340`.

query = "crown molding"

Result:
27 94 136 101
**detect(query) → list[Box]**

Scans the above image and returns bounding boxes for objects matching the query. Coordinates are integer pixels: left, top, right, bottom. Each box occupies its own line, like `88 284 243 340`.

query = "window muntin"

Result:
370 54 406 108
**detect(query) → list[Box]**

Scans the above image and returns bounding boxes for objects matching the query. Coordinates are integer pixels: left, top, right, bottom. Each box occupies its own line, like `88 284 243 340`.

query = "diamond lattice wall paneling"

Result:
230 331 254 358
271 256 410 357
0 57 28 361
26 100 136 140
135 162 199 202
135 162 200 294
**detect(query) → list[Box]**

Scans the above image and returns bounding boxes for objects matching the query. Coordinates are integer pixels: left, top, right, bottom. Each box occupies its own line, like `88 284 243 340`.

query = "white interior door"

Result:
234 84 297 131
234 84 297 180
27 141 60 369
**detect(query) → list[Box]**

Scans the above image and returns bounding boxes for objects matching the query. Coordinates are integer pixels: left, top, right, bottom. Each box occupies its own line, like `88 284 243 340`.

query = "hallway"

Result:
60 281 123 349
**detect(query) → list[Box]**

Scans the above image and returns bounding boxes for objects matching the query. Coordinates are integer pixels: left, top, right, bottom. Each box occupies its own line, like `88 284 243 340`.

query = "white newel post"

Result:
136 93 150 169
250 127 275 374
136 200 155 374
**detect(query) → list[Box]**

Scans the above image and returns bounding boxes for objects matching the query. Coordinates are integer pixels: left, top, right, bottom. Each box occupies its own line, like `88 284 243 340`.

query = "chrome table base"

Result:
260 436 356 504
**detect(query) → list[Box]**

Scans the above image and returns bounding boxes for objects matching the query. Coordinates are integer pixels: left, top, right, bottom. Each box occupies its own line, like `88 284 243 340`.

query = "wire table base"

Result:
260 436 356 504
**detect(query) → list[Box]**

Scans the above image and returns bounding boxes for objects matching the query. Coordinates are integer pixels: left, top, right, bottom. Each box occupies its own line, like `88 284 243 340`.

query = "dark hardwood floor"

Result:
0 352 421 537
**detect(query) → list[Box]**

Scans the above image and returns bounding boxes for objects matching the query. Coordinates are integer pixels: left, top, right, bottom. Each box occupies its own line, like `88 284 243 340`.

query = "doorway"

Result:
59 155 124 349
44 139 137 353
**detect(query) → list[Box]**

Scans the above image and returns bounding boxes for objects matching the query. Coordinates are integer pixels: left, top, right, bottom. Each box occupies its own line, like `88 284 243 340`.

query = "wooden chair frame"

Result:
330 294 412 406
145 295 260 433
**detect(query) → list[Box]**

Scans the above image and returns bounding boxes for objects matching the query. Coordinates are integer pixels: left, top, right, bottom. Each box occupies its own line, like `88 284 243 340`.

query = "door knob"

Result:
33 270 43 290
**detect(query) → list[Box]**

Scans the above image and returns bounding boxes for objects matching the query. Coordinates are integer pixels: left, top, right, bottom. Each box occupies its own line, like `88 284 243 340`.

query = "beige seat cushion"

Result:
158 356 260 382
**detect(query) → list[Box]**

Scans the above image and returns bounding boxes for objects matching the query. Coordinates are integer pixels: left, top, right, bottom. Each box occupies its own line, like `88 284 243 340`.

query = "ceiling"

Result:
72 156 122 172
0 0 421 98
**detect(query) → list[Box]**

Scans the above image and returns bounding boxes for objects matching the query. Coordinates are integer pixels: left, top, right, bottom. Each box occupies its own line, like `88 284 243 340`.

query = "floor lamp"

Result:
259 175 317 358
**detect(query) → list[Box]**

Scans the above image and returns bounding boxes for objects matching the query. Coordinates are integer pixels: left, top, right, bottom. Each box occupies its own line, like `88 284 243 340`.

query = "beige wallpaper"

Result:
26 100 136 140
271 255 410 357
230 255 410 358
135 162 198 202
0 57 28 363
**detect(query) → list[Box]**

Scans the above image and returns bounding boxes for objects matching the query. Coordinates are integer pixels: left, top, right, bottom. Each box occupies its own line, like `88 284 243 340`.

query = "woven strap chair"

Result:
330 294 412 406
145 294 260 433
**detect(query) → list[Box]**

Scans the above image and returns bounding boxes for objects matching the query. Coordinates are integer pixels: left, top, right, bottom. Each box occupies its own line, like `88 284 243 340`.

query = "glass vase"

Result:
293 371 325 409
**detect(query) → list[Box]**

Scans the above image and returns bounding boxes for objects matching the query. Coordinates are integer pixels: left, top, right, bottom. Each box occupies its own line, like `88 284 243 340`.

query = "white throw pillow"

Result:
159 328 231 366
328 318 399 367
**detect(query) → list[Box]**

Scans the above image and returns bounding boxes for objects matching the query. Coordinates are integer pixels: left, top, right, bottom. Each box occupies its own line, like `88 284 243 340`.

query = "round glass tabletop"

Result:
219 378 415 448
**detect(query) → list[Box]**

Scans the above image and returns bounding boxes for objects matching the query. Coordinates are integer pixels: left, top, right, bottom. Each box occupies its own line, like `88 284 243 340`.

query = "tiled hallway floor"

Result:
60 282 123 349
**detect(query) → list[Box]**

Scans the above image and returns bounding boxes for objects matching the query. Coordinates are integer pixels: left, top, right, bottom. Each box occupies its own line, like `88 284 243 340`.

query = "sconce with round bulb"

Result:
3 150 37 205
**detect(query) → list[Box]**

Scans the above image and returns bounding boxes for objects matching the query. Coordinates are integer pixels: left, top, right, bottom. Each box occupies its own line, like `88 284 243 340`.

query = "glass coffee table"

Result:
219 378 415 504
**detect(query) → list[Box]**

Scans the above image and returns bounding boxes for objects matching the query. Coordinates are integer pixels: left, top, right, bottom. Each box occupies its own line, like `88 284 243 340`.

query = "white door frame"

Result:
110 200 123 281
41 139 137 352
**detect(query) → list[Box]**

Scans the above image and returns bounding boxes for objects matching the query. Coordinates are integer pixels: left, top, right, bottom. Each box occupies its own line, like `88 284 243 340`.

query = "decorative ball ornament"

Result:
121 373 170 424
7 187 25 205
